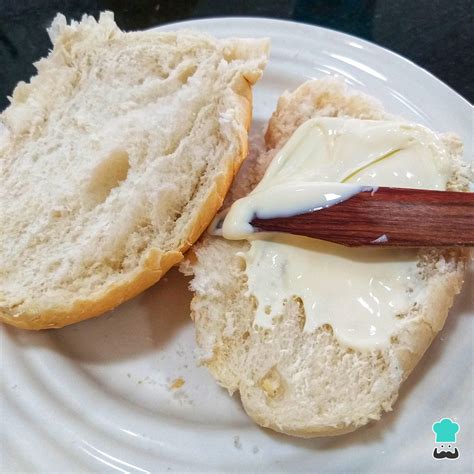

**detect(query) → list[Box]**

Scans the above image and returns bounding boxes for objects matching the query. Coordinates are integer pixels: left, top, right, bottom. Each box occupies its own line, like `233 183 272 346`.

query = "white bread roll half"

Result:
0 12 269 329
181 77 470 437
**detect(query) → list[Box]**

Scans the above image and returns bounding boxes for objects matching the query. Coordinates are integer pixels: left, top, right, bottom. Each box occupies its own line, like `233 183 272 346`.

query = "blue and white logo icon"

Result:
432 418 460 460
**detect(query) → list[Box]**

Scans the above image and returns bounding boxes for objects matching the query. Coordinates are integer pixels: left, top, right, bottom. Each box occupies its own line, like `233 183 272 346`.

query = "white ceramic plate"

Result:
2 18 472 473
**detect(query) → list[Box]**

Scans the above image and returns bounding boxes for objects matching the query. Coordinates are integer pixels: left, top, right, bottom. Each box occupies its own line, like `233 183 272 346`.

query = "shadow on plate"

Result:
12 267 195 363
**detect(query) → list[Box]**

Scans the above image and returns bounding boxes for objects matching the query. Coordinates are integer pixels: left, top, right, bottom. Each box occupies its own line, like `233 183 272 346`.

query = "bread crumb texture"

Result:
0 12 269 329
183 77 470 437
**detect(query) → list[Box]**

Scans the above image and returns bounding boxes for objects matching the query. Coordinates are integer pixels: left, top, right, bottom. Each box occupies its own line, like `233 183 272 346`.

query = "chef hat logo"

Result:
432 418 460 443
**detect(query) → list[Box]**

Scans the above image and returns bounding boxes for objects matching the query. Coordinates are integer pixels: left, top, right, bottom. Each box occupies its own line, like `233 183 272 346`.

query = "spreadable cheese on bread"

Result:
183 77 467 437
217 117 452 349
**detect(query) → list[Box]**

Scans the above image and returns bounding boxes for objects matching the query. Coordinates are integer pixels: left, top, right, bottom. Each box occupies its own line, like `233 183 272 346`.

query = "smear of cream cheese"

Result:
218 117 450 350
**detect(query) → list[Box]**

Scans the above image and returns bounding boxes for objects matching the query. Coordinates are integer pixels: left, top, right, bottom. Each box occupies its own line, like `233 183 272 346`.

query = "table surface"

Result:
0 0 472 110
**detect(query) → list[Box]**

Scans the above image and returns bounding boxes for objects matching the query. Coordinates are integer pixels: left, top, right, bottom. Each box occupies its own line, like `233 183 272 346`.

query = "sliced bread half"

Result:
181 77 470 437
0 12 269 329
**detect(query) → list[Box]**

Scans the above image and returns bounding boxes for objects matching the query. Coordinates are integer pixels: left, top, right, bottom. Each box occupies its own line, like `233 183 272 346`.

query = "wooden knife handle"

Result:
251 187 474 247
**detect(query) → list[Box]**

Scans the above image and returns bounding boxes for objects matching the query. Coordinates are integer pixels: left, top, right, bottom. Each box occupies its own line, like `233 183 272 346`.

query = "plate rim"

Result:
153 16 471 111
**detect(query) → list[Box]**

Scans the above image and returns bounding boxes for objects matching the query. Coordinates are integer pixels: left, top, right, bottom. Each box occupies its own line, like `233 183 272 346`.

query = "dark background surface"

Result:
0 0 473 111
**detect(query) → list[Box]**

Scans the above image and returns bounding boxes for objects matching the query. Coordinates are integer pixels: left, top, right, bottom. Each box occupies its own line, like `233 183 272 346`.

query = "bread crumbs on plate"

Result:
170 377 185 390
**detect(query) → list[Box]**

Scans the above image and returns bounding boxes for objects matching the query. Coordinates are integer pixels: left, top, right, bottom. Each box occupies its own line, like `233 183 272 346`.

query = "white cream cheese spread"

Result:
219 117 450 349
